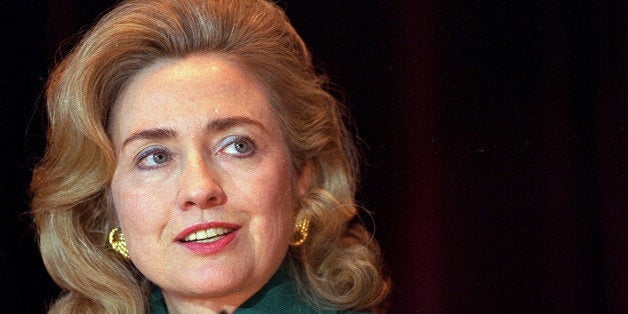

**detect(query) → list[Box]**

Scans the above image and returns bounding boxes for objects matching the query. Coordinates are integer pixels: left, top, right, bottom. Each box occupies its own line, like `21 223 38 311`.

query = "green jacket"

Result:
148 262 368 313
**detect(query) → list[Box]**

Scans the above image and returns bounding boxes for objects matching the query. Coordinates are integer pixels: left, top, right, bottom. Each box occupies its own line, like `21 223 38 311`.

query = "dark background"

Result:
1 1 625 313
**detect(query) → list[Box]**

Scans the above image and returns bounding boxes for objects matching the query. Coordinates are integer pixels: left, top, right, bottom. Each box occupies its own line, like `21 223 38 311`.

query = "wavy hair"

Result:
31 0 390 312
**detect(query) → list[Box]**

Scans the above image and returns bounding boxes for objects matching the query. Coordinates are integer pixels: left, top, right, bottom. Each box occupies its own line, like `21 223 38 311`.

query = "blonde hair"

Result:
31 0 390 312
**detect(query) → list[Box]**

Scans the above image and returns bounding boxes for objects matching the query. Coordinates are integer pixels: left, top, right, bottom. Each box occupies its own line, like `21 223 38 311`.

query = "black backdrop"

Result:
1 1 625 313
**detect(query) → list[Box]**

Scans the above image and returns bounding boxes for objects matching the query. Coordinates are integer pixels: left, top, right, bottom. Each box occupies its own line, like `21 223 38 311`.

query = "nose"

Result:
177 154 226 210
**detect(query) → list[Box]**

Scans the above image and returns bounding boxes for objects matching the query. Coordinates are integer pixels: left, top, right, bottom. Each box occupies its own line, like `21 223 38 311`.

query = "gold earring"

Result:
289 217 310 247
109 227 129 258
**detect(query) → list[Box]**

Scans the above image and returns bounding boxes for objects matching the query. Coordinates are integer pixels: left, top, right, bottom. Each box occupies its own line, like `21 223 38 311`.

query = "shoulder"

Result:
147 263 374 314
237 263 373 314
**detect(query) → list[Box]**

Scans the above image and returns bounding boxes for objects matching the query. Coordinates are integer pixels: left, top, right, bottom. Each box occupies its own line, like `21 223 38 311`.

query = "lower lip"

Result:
178 231 237 254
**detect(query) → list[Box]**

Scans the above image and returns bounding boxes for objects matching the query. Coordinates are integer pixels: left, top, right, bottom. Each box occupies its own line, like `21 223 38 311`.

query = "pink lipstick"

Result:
176 222 239 254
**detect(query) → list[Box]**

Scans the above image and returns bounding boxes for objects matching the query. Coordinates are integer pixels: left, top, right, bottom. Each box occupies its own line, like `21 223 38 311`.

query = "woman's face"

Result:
109 54 307 308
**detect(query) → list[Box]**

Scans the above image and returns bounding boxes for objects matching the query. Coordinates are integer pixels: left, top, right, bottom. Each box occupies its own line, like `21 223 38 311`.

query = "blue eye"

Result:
221 136 255 157
148 152 168 164
233 141 250 153
135 147 170 169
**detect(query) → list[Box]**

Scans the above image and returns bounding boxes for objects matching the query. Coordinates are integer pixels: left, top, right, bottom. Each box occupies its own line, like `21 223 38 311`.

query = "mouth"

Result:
179 227 236 243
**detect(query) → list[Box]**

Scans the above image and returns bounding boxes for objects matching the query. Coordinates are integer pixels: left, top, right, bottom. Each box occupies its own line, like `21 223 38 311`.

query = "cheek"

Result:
232 158 295 211
240 164 296 244
246 196 293 261
111 176 171 243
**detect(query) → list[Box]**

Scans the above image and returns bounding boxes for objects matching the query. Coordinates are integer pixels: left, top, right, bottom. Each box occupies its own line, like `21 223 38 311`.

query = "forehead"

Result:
109 54 280 144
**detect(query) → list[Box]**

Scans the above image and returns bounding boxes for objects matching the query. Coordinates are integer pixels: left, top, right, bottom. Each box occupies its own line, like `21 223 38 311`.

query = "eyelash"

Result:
218 135 257 157
134 146 171 170
133 135 257 170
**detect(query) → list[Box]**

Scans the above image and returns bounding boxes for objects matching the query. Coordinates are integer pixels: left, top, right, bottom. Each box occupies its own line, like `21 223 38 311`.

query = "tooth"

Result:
182 227 233 242
187 232 197 241
197 229 207 240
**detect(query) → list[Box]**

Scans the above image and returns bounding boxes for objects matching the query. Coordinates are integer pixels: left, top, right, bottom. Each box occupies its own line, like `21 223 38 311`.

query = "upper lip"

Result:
175 222 240 242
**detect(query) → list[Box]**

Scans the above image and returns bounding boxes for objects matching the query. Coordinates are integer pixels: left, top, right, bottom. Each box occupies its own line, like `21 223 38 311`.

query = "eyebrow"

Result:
121 116 268 148
206 116 268 134
122 128 176 148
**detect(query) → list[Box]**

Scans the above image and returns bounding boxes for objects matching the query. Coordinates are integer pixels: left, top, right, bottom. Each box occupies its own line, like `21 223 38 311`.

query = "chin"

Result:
178 268 252 296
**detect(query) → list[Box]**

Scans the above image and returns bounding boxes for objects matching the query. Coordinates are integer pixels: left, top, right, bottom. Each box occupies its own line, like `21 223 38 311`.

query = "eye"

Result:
135 147 171 169
220 135 256 157
233 141 250 153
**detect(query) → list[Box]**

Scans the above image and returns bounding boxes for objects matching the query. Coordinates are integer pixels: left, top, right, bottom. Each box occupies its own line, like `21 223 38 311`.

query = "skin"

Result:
109 54 309 313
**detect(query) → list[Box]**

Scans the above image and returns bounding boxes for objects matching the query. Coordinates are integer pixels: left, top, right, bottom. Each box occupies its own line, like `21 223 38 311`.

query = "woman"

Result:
31 0 390 312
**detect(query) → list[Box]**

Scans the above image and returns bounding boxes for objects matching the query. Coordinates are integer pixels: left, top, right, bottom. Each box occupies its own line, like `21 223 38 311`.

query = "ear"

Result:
296 160 311 197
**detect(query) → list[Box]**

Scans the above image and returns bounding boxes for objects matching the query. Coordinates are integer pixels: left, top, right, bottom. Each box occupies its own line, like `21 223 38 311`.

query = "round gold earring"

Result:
108 227 130 258
289 217 310 247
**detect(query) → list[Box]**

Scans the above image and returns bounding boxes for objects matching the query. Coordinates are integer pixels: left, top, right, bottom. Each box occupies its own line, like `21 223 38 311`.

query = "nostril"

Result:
209 196 217 202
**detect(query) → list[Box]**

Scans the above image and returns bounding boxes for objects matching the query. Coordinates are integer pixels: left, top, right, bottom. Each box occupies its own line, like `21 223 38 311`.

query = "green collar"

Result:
148 262 363 313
